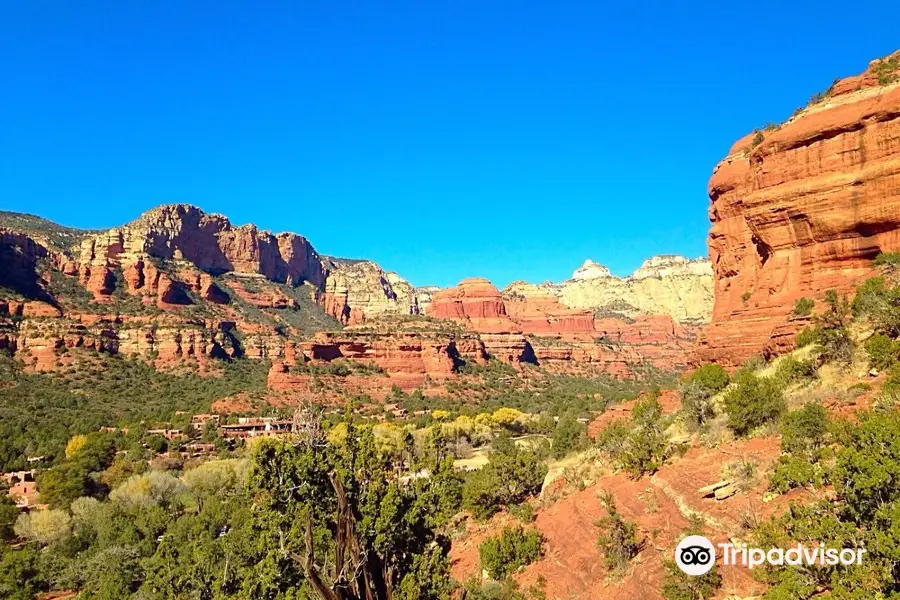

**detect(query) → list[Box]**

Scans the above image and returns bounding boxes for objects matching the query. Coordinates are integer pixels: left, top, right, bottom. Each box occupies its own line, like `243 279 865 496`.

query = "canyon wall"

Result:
504 255 713 324
428 277 697 374
695 52 900 366
0 203 706 383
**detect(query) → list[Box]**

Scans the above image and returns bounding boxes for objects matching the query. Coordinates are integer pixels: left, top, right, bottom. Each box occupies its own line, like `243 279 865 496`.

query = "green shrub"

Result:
753 406 900 598
461 578 528 600
722 374 786 437
769 455 825 493
684 364 730 395
774 356 817 385
595 420 630 457
550 411 588 459
872 56 900 86
853 276 900 337
462 434 547 520
595 491 642 571
661 559 722 600
814 290 854 363
882 363 900 399
508 502 534 523
751 130 764 147
679 381 717 431
780 403 831 457
743 354 767 371
597 395 671 477
792 297 815 317
865 333 900 370
873 251 900 267
741 291 751 303
679 364 728 430
478 526 544 580
831 409 900 521
795 327 818 348
0 495 17 541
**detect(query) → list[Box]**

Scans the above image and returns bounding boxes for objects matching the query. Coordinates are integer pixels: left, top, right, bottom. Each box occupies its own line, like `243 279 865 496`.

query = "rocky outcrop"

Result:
504 291 596 335
320 259 423 325
1 204 702 379
427 279 537 363
428 278 697 372
504 255 713 324
0 229 56 303
265 328 489 394
78 204 326 289
696 51 900 366
429 278 516 331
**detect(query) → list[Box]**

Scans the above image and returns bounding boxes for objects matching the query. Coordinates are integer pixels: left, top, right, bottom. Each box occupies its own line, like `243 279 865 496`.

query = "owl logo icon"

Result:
675 535 716 576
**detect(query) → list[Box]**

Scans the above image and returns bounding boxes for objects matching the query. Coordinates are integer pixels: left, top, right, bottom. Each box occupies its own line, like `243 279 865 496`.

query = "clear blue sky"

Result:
1 2 896 288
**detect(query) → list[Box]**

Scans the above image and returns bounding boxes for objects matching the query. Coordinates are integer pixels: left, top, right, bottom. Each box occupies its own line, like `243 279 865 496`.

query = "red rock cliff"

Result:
695 52 900 366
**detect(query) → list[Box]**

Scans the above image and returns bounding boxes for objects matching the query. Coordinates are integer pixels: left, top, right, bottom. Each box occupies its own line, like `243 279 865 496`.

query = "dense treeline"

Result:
0 352 269 471
0 410 565 599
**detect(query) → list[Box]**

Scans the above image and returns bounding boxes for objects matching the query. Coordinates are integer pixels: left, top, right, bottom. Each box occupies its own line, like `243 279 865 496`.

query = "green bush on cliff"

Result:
684 364 730 395
596 393 671 476
462 433 547 520
478 526 544 580
792 297 815 317
865 333 900 370
679 364 729 431
755 407 900 598
595 491 642 572
872 56 900 85
812 290 854 364
796 327 818 348
774 356 817 385
722 373 785 436
853 276 900 337
662 559 722 600
550 411 588 459
769 403 832 493
873 251 900 267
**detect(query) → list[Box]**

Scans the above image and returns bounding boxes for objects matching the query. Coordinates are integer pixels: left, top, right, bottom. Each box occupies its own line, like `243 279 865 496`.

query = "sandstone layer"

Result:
0 204 702 383
428 278 697 373
695 51 900 366
504 255 713 324
319 258 428 325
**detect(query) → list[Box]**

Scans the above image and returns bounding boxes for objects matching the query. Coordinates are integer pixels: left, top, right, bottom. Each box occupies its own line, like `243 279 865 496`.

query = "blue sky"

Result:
1 1 897 288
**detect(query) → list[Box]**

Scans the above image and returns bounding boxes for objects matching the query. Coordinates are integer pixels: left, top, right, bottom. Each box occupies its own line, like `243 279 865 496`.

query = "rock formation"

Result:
504 255 713 324
320 259 423 325
428 278 696 372
0 203 704 381
76 204 326 297
695 51 900 366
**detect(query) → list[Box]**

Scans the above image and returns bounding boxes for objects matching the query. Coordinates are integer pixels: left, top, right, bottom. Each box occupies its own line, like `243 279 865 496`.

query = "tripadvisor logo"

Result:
674 535 866 575
675 535 716 576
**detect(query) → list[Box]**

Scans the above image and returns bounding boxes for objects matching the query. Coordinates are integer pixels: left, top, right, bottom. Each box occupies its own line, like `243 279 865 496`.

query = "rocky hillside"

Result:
503 255 713 324
0 205 421 378
695 51 900 366
426 277 698 376
1 205 696 396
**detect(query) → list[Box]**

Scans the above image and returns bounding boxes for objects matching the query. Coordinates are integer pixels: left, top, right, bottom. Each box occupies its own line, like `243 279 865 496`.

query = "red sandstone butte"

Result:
695 51 900 366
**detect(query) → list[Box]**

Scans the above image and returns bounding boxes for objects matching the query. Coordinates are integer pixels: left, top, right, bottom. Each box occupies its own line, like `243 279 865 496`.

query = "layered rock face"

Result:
504 255 713 324
0 203 702 382
265 326 489 399
428 278 536 363
429 278 516 332
428 278 696 372
76 204 326 299
320 259 424 325
695 52 900 366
